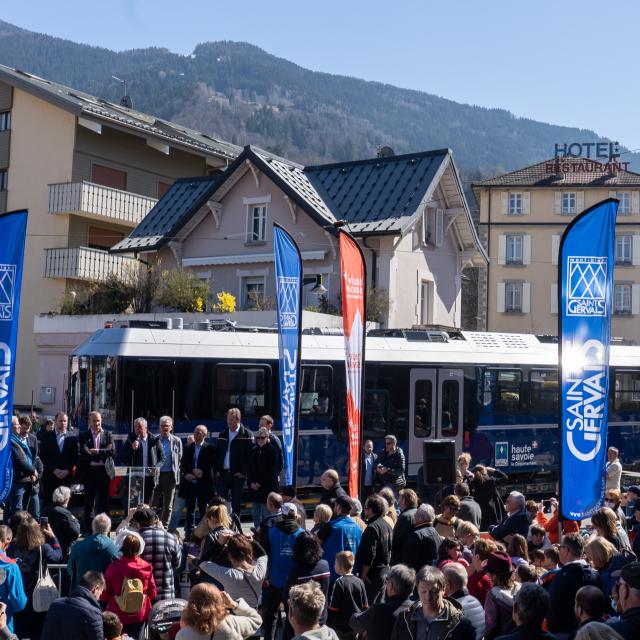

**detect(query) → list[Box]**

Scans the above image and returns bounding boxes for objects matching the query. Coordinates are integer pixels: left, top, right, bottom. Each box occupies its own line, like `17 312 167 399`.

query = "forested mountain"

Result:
0 18 636 183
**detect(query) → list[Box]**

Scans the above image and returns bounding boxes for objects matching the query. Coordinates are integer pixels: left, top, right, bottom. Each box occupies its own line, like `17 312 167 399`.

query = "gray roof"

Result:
306 149 449 233
0 64 241 161
473 157 640 189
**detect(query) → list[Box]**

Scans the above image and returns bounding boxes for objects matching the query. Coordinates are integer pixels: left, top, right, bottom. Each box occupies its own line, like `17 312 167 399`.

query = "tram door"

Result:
408 368 464 475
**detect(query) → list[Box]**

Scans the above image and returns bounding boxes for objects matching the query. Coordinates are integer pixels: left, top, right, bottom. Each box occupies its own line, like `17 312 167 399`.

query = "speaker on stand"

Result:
422 439 456 506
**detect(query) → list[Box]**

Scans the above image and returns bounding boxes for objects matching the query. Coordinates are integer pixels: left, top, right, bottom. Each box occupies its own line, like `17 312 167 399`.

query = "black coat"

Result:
390 507 416 565
78 429 115 479
495 627 558 640
121 432 166 469
376 448 406 488
469 470 507 529
10 437 35 482
216 425 253 475
320 482 347 509
355 515 392 581
179 441 215 497
42 503 81 558
607 605 640 639
41 585 104 640
489 509 530 542
247 442 279 502
403 522 440 572
458 496 482 529
39 430 79 480
350 595 413 640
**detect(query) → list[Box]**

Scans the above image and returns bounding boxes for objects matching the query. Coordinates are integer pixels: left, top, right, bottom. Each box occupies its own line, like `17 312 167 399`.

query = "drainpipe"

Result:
362 236 378 288
485 190 491 331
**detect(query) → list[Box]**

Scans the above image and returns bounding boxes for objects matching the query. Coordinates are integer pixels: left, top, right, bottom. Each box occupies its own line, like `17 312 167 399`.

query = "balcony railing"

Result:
48 181 157 226
44 246 139 282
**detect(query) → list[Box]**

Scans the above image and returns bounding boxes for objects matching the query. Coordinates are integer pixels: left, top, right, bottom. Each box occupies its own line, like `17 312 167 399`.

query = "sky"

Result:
3 1 640 148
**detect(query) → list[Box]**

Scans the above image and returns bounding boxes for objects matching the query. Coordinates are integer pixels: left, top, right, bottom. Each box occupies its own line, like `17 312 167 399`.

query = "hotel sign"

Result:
547 141 630 173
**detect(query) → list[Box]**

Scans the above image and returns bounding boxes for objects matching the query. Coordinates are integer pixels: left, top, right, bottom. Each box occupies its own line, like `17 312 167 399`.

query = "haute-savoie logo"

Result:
566 256 607 317
0 264 16 321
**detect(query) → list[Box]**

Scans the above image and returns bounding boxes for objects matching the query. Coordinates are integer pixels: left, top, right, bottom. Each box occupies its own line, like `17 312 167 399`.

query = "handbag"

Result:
33 546 60 612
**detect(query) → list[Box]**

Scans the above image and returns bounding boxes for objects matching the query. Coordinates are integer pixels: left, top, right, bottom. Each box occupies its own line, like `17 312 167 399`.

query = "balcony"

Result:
44 246 140 282
48 181 157 227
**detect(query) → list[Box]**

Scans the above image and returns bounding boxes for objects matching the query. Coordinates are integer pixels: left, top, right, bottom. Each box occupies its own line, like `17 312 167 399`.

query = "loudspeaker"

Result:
423 439 456 485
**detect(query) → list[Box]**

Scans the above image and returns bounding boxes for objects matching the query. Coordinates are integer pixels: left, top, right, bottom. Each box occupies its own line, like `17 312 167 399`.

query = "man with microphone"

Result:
122 417 165 506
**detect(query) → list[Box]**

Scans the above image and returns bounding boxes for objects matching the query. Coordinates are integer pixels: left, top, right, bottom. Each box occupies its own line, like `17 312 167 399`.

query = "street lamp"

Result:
303 274 327 297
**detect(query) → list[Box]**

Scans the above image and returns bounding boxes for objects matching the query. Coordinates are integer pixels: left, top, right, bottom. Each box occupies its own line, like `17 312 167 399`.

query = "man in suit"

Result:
179 424 214 536
121 417 165 505
361 439 378 499
216 407 253 516
40 411 79 506
151 415 183 528
78 411 115 532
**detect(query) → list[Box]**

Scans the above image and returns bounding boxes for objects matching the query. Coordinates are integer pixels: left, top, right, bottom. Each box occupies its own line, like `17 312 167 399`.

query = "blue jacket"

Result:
489 508 530 541
67 533 120 587
321 516 363 579
41 585 104 640
267 520 303 587
0 552 26 632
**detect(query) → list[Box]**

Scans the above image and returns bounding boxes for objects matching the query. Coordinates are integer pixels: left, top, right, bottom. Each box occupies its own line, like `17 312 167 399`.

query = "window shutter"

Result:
551 234 560 266
435 209 444 247
577 191 585 213
633 191 640 215
633 284 640 315
522 283 531 313
633 236 640 266
523 235 532 265
554 191 562 214
498 235 506 265
522 191 531 215
422 209 429 245
550 284 558 314
500 192 508 215
497 283 506 313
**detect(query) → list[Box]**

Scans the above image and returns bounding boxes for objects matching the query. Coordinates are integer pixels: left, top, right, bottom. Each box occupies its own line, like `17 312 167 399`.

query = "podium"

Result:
115 466 157 510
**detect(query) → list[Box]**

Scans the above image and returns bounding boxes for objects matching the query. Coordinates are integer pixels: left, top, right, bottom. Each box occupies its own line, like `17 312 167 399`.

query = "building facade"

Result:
0 64 240 407
113 145 487 329
473 157 640 337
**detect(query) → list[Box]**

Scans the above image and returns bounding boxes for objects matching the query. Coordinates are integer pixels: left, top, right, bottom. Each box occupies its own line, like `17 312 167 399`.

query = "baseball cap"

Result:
282 502 298 517
625 485 640 496
618 562 640 589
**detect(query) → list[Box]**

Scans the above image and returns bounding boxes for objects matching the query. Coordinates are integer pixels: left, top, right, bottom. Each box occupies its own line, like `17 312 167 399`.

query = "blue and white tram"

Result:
68 324 640 491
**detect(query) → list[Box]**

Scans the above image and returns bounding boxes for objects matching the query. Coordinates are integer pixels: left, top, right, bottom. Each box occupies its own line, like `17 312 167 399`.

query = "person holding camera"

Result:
375 435 406 491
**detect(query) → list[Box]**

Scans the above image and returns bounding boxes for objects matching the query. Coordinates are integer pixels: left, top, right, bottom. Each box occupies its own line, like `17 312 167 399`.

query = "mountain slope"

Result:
0 19 635 178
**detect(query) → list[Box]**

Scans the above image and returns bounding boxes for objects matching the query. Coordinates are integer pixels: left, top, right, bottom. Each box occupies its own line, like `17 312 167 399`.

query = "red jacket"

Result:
101 555 157 623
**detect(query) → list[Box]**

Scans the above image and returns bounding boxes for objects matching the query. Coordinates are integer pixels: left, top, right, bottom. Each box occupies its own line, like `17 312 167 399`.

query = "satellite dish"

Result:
377 146 395 158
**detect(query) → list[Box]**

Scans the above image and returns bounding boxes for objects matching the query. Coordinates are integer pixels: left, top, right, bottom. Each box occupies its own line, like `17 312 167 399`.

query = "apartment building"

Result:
473 157 640 337
0 64 240 407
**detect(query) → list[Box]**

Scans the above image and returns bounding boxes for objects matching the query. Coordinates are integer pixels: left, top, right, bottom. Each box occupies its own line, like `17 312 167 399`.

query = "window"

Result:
506 235 523 265
617 191 631 215
363 389 390 439
616 236 632 265
214 364 270 417
242 277 265 309
440 380 459 437
420 281 431 324
91 357 117 426
530 370 558 414
0 170 6 191
0 111 10 131
508 193 523 215
247 205 266 242
300 366 332 419
615 370 640 411
561 192 576 214
91 164 127 190
615 283 632 315
505 282 523 312
413 380 432 437
484 369 522 413
87 226 125 250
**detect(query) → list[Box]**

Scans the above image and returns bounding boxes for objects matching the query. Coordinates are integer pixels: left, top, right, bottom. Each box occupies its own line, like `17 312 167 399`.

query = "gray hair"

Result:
159 415 173 427
416 565 446 590
386 564 416 598
574 621 625 640
350 497 363 517
515 583 550 628
384 434 397 445
52 485 71 505
509 491 526 508
92 513 111 535
133 417 147 430
443 562 468 591
415 503 436 524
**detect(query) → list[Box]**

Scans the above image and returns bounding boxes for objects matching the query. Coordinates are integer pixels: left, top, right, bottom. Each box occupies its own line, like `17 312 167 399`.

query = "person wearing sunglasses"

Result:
247 427 279 529
607 561 640 639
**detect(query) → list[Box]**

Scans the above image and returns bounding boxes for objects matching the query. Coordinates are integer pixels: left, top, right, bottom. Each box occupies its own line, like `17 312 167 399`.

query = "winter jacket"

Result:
485 583 520 640
350 595 413 640
67 533 120 588
291 626 339 640
391 507 417 565
41 585 104 640
467 569 493 605
355 515 392 582
247 442 279 502
42 503 81 558
176 597 262 640
319 483 348 509
376 448 406 488
607 605 640 639
10 435 35 482
319 516 363 579
0 552 26 632
216 425 253 476
101 555 157 624
489 508 530 542
547 560 600 634
8 539 62 594
391 598 475 640
599 550 637 606
450 589 485 640
328 574 368 631
267 519 304 587
403 522 440 572
458 497 482 530
469 470 507 530
284 559 331 624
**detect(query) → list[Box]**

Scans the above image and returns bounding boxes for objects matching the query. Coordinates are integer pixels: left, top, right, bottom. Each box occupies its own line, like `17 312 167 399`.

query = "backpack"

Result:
115 578 145 614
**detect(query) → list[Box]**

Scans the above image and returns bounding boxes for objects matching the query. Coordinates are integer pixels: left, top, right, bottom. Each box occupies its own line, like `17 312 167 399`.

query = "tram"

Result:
68 322 640 492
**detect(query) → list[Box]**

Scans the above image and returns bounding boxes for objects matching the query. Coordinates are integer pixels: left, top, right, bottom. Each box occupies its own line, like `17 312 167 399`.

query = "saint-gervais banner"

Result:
0 210 28 503
339 230 366 498
559 198 617 520
273 223 302 487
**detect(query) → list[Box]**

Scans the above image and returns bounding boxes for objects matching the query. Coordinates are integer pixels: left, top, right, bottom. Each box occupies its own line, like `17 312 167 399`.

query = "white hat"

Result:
282 502 298 517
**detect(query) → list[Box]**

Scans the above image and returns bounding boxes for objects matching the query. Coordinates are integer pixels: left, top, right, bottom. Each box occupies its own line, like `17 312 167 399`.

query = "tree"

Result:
154 268 211 312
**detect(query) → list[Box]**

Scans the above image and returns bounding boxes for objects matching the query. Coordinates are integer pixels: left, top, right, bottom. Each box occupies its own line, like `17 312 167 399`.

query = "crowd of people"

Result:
1 411 639 640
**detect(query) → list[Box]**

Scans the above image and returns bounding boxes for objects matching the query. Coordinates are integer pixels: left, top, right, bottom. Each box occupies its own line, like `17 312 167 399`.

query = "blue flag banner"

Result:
559 198 617 520
0 210 28 503
273 223 302 487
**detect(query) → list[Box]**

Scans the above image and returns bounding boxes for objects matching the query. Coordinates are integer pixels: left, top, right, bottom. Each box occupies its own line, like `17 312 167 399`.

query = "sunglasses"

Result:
256 436 268 441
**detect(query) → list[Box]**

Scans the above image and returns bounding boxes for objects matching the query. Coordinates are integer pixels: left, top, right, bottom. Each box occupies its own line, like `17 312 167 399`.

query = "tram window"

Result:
300 366 332 419
487 369 522 413
214 365 270 418
441 380 459 436
414 380 432 437
614 370 640 411
530 369 558 413
363 390 390 440
91 357 117 426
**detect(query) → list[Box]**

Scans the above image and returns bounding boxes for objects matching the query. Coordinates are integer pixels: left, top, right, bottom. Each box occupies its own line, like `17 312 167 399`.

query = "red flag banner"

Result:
339 230 366 497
